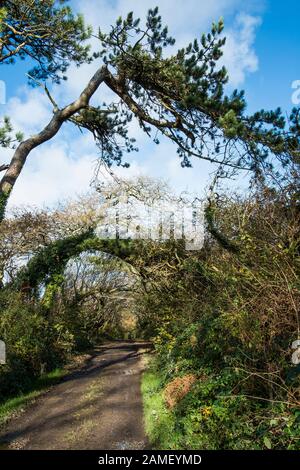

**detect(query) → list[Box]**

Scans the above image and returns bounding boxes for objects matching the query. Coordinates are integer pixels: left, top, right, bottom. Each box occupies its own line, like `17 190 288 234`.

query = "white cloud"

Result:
75 0 239 35
7 143 96 209
6 86 52 135
222 13 261 86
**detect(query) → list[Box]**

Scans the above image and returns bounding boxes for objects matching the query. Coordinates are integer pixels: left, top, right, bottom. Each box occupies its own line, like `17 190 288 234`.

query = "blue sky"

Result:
245 0 300 113
0 0 299 209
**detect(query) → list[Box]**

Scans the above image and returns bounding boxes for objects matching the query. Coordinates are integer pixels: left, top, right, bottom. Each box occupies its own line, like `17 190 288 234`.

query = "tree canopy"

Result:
0 6 299 222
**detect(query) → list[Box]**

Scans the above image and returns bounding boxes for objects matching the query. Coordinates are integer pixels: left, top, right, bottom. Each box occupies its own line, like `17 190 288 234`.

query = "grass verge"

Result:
141 362 182 450
0 368 66 427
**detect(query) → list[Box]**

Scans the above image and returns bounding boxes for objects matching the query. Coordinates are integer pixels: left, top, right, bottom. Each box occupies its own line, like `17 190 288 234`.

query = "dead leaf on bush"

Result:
164 374 196 409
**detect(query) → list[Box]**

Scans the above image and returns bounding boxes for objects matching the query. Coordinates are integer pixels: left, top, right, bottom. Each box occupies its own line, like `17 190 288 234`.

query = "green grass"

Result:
0 368 66 426
141 366 181 450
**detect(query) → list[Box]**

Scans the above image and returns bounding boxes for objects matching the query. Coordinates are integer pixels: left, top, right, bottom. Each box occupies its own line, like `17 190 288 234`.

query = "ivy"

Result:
205 203 240 254
12 231 136 296
0 191 10 223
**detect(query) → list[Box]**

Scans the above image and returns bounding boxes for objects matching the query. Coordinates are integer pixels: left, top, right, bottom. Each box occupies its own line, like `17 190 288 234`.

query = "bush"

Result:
140 183 300 450
0 291 74 398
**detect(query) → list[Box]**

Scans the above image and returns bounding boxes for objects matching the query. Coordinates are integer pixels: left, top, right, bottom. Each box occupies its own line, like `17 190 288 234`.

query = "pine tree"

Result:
0 7 299 221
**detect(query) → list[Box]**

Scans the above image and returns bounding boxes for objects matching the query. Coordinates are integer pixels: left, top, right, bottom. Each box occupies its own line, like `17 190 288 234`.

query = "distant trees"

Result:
0 173 299 447
1 6 299 221
0 185 141 394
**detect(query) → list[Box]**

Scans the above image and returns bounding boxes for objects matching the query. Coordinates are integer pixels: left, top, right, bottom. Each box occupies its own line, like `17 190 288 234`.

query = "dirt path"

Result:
0 341 151 450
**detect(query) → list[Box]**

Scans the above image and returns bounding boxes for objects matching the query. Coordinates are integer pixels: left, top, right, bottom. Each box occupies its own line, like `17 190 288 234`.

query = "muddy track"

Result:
0 341 151 450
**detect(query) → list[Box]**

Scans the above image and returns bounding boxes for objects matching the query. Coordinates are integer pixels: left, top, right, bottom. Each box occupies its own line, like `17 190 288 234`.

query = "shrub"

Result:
0 291 74 398
140 182 300 449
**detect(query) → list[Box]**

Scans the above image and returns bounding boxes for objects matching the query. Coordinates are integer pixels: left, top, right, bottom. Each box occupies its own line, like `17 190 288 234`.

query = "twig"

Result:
26 73 59 112
0 164 9 172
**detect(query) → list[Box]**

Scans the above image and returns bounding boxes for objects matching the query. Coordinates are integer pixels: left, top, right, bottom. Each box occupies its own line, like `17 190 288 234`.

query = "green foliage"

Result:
0 368 66 426
0 117 23 149
42 274 65 309
0 191 9 224
0 291 74 398
218 109 244 139
0 168 298 451
140 181 300 450
97 8 299 173
13 229 95 294
1 7 299 223
204 203 240 253
143 358 300 450
0 226 141 400
11 229 139 300
70 106 137 168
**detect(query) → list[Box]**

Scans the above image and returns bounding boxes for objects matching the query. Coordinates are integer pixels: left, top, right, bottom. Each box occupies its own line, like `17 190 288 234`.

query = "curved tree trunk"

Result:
0 65 108 222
